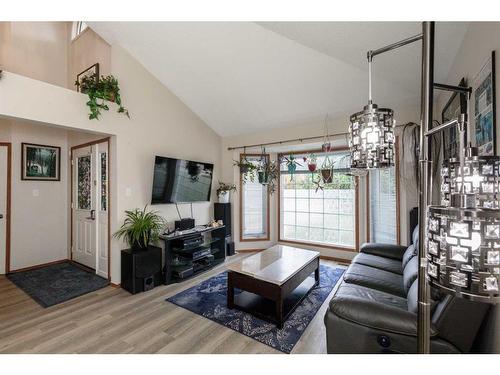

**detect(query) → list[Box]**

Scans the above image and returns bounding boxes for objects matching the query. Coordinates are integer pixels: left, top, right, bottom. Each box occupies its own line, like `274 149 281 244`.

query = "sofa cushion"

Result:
403 256 419 295
343 263 405 297
327 282 435 337
359 243 408 261
402 243 417 269
352 253 403 275
406 280 418 313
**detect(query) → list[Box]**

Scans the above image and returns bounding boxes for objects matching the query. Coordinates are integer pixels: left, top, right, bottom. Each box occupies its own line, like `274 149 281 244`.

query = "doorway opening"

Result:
71 137 111 280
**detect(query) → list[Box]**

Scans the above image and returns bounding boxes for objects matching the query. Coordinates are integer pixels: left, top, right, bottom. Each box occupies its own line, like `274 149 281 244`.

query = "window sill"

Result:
278 238 358 252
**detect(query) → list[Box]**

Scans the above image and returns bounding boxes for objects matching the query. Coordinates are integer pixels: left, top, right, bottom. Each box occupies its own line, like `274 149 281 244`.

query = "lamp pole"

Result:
417 21 434 354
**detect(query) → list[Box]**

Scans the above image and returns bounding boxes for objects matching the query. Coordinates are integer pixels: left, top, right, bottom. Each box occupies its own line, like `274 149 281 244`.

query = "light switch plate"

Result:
125 187 132 197
32 189 39 197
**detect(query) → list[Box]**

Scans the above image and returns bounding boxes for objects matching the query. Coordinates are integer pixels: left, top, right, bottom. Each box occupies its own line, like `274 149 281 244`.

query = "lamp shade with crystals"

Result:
427 149 500 303
349 103 395 169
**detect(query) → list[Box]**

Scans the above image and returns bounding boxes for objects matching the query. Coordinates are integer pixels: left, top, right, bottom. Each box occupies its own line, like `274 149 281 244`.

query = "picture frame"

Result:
473 51 496 156
75 63 99 93
441 77 468 160
21 143 61 181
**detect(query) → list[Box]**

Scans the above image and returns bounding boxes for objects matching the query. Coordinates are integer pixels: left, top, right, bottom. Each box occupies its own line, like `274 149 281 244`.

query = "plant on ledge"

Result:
113 206 166 251
76 74 130 120
216 182 237 203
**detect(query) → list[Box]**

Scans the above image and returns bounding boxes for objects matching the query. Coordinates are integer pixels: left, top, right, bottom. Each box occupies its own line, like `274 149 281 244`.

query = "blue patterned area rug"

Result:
166 265 344 353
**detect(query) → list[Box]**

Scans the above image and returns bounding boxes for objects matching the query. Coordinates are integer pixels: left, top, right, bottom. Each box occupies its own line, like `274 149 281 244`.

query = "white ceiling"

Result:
89 22 469 137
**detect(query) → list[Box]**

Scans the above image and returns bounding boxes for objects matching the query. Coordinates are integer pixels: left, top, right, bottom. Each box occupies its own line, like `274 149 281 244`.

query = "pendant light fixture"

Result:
349 51 396 169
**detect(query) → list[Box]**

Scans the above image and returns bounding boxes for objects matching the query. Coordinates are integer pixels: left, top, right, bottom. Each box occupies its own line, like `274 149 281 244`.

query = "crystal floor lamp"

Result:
349 22 500 353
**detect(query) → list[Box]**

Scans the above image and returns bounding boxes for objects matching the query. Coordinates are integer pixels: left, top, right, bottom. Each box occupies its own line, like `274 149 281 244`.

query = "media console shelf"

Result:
160 225 226 284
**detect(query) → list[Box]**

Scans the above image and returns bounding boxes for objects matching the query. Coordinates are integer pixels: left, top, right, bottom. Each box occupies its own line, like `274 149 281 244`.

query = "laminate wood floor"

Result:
0 253 345 354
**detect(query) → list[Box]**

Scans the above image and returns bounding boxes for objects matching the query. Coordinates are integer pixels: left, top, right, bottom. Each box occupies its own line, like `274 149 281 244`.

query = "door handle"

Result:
87 210 96 220
0 214 3 219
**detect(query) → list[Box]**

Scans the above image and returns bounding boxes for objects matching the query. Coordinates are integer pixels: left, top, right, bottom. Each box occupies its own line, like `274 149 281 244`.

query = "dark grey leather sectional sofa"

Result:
324 226 490 353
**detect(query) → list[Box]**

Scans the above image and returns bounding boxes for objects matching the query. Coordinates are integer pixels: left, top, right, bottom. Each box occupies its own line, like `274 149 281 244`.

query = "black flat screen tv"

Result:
151 156 214 204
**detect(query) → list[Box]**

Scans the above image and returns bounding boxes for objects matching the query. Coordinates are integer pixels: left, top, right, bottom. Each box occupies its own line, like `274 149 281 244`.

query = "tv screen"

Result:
151 156 214 204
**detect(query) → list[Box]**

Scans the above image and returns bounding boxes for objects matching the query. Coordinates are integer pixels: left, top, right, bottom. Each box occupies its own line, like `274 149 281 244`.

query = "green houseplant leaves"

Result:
76 74 130 120
113 206 166 251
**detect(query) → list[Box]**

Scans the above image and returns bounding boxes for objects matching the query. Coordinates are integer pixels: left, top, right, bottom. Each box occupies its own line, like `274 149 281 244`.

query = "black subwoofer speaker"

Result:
214 202 231 236
121 246 162 294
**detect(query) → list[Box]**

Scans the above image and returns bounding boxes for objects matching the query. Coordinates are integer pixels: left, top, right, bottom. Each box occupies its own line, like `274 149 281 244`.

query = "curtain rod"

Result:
226 123 413 151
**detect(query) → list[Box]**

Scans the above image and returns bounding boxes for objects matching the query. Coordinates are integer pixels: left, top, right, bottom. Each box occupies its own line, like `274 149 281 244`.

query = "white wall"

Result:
434 21 500 354
0 118 69 270
0 22 69 88
220 104 420 260
0 44 222 283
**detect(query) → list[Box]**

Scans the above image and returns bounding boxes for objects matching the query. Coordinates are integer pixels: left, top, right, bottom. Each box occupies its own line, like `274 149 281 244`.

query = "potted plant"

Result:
281 155 301 180
76 74 130 120
307 153 318 172
320 155 333 183
234 158 258 183
257 159 279 194
114 206 166 251
216 182 236 203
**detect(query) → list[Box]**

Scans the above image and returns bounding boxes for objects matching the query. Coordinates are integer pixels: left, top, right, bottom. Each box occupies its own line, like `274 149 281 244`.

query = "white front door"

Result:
72 146 97 269
71 141 109 277
0 145 9 275
96 142 109 278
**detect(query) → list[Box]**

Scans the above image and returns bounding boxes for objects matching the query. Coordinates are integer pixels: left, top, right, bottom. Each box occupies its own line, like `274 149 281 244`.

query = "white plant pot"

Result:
218 192 230 203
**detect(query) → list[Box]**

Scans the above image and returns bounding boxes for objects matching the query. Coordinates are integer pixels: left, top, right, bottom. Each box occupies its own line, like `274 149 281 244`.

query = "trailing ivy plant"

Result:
76 74 130 120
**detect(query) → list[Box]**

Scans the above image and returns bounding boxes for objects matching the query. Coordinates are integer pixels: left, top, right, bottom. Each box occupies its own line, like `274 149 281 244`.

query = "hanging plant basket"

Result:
258 170 269 184
307 153 318 172
321 168 333 184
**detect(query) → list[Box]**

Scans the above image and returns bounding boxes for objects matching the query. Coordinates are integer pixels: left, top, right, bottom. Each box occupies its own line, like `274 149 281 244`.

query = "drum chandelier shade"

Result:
427 148 500 303
349 54 396 169
349 103 395 169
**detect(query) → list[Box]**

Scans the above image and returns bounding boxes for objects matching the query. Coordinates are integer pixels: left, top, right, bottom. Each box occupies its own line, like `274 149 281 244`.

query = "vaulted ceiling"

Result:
89 22 469 137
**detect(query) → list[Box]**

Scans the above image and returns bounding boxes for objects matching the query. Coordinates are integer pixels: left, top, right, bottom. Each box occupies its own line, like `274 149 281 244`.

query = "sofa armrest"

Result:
360 243 407 261
328 295 438 337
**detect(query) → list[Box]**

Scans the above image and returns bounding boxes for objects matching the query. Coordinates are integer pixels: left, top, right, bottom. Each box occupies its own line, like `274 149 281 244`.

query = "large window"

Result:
240 154 269 241
279 150 357 249
368 145 400 244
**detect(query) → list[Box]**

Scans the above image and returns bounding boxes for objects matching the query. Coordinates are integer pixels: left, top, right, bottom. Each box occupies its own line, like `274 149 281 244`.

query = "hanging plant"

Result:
258 159 279 194
307 153 318 172
281 155 301 180
234 156 258 183
320 154 334 184
312 173 324 193
76 74 130 120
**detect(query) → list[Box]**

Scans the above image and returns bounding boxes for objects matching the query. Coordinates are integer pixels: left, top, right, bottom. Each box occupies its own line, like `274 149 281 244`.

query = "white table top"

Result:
227 245 320 285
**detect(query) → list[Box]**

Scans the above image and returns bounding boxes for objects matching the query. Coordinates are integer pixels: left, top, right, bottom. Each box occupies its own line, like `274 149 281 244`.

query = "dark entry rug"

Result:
7 261 109 308
166 265 344 353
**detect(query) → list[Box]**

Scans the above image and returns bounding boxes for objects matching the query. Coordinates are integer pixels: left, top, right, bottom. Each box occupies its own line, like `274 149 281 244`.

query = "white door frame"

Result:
0 142 11 274
70 137 111 280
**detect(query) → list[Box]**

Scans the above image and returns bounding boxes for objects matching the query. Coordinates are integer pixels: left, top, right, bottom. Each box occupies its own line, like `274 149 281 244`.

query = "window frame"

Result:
277 147 360 252
239 153 271 242
366 136 401 244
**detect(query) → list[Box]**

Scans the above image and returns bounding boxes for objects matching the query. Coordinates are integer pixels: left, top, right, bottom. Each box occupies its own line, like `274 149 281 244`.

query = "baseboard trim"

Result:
110 282 121 288
320 255 352 265
8 259 68 274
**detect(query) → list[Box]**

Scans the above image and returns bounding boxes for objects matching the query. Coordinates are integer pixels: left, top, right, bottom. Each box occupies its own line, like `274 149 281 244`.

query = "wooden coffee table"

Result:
227 245 320 328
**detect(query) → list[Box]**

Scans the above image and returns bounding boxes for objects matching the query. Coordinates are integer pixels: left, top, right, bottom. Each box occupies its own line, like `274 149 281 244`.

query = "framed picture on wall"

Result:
75 63 99 93
441 77 468 160
21 143 61 181
473 51 496 156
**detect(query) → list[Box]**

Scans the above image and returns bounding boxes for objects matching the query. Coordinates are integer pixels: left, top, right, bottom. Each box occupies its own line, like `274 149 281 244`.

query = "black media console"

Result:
160 225 226 284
